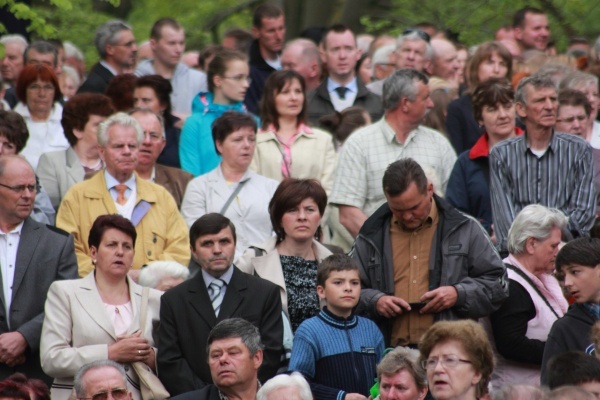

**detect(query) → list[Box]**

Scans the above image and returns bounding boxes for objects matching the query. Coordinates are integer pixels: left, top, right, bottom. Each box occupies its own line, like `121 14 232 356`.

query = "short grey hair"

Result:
97 112 144 147
377 346 427 391
492 384 548 400
559 70 599 92
396 31 433 61
128 107 166 139
138 261 189 289
206 318 264 358
256 372 313 400
62 64 81 88
0 34 28 53
284 38 321 66
507 204 568 255
372 44 396 75
382 69 429 111
95 20 132 58
24 40 58 66
64 41 84 61
515 73 556 106
74 360 127 398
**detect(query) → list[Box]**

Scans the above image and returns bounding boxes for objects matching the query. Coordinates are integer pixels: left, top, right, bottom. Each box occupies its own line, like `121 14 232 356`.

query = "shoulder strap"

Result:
505 263 560 319
219 180 248 215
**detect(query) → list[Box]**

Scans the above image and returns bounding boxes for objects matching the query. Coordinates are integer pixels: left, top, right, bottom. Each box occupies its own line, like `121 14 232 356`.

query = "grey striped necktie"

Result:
209 279 226 316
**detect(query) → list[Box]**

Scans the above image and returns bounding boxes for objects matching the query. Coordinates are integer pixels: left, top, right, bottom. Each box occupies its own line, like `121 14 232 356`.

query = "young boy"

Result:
289 254 385 400
541 237 600 385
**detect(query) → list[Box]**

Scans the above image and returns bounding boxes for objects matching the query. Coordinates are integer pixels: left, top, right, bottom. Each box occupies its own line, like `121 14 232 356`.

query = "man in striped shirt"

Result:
490 74 596 254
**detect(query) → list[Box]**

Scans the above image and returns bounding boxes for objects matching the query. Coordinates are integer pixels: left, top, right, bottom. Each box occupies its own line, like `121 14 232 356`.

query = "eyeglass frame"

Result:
222 75 252 84
421 355 472 370
0 182 38 194
78 388 130 400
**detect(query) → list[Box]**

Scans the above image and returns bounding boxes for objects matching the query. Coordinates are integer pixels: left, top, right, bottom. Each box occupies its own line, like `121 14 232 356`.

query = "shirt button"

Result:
412 280 417 284
413 255 417 259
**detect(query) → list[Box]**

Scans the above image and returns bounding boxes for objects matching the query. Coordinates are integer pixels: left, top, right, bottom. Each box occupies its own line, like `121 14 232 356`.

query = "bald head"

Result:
0 155 36 230
281 39 321 90
429 38 460 83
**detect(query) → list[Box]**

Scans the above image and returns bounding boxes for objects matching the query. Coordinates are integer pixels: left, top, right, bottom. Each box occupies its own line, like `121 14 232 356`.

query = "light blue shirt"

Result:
104 171 136 202
201 265 234 298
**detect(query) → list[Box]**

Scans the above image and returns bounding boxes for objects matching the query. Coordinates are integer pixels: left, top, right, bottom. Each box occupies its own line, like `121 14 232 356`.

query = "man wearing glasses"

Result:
74 360 132 400
79 20 137 94
0 155 78 383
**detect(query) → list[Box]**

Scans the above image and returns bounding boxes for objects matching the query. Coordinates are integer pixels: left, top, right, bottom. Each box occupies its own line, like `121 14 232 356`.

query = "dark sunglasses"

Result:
402 28 431 43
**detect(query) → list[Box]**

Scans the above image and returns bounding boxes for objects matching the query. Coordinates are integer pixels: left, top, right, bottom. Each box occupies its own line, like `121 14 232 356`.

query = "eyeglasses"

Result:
79 388 129 400
113 40 137 48
0 182 37 194
222 75 252 84
402 28 431 43
28 84 55 92
557 115 588 123
421 356 472 370
143 131 165 142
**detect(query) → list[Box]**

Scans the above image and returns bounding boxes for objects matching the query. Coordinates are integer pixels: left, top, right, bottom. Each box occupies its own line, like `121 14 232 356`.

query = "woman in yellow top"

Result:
250 70 336 195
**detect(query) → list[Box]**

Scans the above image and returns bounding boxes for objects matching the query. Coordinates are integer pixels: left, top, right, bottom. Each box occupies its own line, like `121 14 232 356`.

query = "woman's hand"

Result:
108 331 152 364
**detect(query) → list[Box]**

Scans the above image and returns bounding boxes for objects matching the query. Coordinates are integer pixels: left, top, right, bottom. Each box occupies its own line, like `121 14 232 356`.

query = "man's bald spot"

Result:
284 38 320 64
0 155 34 179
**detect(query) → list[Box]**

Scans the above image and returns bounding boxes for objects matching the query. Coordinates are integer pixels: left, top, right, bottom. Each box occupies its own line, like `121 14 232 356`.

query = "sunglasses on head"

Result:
402 28 431 43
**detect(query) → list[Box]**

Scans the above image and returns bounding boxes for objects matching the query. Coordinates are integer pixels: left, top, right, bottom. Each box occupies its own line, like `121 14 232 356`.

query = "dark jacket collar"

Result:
318 307 358 329
249 40 276 72
315 76 372 102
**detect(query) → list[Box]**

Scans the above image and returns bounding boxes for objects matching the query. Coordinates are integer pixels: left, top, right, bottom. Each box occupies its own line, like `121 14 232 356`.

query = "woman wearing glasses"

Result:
419 320 494 400
40 215 162 400
14 64 69 170
180 49 255 176
250 70 336 196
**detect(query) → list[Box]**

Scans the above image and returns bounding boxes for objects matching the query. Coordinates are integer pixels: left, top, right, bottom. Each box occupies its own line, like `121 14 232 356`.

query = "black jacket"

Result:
244 40 276 115
77 62 114 94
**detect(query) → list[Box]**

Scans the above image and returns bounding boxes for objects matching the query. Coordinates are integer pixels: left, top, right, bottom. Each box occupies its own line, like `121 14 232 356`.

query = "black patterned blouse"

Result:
280 255 320 332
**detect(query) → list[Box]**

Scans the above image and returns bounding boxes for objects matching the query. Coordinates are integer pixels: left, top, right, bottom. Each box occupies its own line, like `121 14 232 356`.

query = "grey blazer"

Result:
37 147 85 210
0 218 78 383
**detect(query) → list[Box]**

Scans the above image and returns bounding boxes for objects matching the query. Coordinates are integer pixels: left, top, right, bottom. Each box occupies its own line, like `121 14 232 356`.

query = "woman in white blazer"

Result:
40 215 162 400
37 93 114 210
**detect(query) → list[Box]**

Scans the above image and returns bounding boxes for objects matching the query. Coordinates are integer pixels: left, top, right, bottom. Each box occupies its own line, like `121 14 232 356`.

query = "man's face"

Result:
107 29 138 69
282 44 317 84
132 112 165 170
322 30 361 81
208 337 262 390
80 367 132 400
386 182 433 231
0 157 36 228
431 40 459 81
515 12 550 50
152 26 185 68
516 85 557 129
1 42 25 83
99 124 139 180
254 16 285 55
26 49 56 71
395 39 429 71
563 263 600 304
404 81 434 123
191 226 236 278
379 370 428 400
556 105 589 137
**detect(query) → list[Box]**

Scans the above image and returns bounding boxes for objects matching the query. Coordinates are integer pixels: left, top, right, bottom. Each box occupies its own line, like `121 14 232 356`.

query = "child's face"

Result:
317 269 361 318
563 263 600 303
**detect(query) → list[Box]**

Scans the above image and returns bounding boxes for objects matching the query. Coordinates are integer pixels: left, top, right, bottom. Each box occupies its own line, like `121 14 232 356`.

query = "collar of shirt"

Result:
150 167 156 183
99 60 118 76
327 77 358 94
390 197 438 232
380 118 421 145
218 381 261 400
0 220 24 236
521 129 558 155
104 170 136 192
202 265 234 290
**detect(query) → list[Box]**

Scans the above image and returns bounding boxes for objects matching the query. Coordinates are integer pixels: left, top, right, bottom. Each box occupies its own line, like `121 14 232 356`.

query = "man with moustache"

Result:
490 74 596 254
56 112 189 278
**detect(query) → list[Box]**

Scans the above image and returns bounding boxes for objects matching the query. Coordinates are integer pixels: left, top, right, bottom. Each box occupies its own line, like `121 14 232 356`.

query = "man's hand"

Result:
0 332 28 366
375 295 410 318
345 393 368 400
420 286 458 314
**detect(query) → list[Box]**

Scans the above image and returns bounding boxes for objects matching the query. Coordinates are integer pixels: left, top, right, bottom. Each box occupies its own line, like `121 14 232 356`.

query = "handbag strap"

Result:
505 263 560 319
219 179 248 215
139 287 149 333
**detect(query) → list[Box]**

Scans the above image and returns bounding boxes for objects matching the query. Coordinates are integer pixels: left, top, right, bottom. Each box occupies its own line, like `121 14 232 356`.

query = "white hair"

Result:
256 373 313 400
0 34 28 53
62 64 81 88
97 112 144 147
372 44 396 75
507 205 568 255
63 41 84 61
138 261 189 289
396 31 433 60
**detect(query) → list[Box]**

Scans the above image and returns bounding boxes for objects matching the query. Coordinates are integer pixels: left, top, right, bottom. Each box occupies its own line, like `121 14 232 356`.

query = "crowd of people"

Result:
1 2 600 400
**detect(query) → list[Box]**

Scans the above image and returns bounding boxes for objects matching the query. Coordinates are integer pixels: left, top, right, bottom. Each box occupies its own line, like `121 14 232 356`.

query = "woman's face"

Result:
425 340 481 400
358 56 373 84
280 197 322 242
274 78 304 119
60 75 77 99
90 228 134 279
74 114 107 151
215 127 256 171
215 59 250 104
479 101 515 139
529 226 562 275
26 78 55 116
0 135 18 155
133 86 164 114
575 82 599 121
477 51 509 84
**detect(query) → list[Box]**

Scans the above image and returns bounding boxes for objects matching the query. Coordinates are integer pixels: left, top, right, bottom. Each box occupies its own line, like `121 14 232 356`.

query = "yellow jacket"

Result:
56 172 190 277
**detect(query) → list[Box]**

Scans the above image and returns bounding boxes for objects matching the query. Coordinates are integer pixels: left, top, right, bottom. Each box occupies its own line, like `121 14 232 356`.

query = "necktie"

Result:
115 184 128 205
209 279 226 316
335 86 348 100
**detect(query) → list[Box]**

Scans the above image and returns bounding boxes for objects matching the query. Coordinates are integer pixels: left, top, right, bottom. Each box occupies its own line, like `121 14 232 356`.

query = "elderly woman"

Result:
37 93 114 210
487 205 568 389
560 71 600 146
181 111 279 260
138 261 189 291
251 70 336 194
445 41 513 154
446 78 521 236
40 215 162 400
256 372 312 400
14 64 68 170
419 320 494 400
374 347 428 400
237 178 332 332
